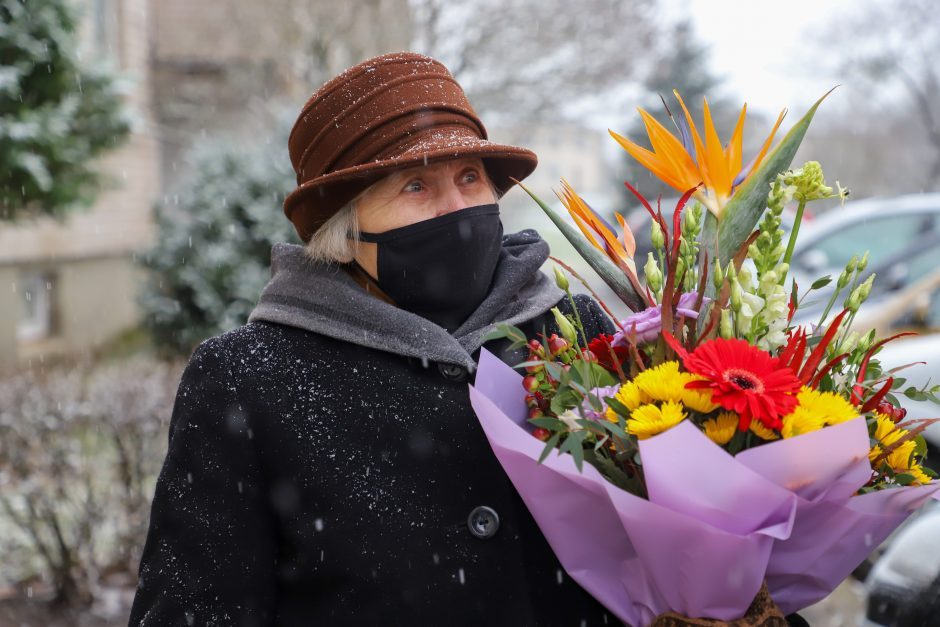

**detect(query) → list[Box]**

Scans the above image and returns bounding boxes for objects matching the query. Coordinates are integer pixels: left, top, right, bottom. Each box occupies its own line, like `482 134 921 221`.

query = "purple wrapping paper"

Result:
469 349 940 625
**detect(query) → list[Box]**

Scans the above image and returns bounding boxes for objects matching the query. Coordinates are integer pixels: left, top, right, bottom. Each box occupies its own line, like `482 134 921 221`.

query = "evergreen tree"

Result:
617 19 735 210
137 116 298 356
0 0 133 221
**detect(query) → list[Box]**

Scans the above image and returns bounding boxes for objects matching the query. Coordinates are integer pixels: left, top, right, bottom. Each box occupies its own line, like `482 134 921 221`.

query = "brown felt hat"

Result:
283 52 538 243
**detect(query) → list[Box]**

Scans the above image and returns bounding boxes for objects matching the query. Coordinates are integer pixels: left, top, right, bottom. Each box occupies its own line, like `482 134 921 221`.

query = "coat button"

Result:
467 505 500 540
438 363 467 382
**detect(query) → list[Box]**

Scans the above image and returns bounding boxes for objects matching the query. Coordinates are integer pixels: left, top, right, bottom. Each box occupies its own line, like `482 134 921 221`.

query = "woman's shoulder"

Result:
194 320 338 363
183 321 343 399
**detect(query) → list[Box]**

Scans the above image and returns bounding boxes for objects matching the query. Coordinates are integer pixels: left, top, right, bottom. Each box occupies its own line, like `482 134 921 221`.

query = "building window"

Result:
16 271 55 343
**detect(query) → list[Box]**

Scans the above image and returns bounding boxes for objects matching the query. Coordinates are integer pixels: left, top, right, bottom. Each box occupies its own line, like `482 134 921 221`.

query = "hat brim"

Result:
283 134 537 243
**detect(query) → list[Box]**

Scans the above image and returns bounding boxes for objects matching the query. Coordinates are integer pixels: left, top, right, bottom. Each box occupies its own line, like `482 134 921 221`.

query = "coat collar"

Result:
247 230 563 370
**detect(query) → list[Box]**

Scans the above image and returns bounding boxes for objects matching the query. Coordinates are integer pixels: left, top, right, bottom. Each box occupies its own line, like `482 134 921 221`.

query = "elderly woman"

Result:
128 52 616 626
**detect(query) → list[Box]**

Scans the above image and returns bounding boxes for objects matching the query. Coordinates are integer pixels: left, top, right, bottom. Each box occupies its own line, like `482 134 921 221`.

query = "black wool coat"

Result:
128 293 622 626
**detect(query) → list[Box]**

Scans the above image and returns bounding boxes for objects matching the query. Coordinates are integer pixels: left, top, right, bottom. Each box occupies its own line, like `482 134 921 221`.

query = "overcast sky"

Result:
679 0 856 115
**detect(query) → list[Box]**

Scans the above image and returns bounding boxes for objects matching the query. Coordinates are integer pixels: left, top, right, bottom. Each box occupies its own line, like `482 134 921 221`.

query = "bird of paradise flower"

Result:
516 88 833 313
610 90 787 218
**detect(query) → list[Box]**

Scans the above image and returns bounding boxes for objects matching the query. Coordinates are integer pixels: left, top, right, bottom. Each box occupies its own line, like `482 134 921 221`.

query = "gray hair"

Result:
302 167 501 265
302 195 362 265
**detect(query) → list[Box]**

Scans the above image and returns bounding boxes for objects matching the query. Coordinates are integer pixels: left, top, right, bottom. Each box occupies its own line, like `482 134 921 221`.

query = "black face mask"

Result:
357 203 503 332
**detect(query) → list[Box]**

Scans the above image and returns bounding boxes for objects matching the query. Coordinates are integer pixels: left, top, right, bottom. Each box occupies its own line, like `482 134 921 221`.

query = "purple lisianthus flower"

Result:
611 292 710 347
579 385 620 421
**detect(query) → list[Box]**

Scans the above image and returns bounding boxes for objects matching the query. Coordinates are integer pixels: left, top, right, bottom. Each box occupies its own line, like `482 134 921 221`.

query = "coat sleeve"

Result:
128 338 278 627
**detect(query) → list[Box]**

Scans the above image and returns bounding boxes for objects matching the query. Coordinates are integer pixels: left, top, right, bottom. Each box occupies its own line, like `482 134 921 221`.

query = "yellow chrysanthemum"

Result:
791 387 858 426
703 412 738 445
909 465 934 486
869 413 919 475
780 399 825 440
749 420 780 441
633 361 719 414
627 401 686 440
605 381 649 422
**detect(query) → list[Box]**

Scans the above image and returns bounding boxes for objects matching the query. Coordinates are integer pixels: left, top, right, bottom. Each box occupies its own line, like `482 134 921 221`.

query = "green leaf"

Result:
598 418 630 441
559 431 586 472
528 416 568 431
480 328 510 343
583 449 646 496
512 360 543 371
895 472 916 486
516 183 646 311
811 276 833 290
714 89 835 264
544 361 565 382
550 387 582 415
537 433 562 464
605 396 632 420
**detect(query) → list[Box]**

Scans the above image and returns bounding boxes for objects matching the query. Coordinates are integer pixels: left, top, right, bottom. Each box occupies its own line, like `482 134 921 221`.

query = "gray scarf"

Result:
247 229 564 371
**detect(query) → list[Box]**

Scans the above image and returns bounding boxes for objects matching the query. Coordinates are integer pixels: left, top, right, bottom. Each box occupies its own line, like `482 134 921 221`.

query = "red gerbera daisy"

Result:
663 333 801 431
588 334 630 372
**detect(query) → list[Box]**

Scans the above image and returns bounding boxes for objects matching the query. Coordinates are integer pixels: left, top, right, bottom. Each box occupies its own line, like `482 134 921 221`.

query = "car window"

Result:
798 213 935 272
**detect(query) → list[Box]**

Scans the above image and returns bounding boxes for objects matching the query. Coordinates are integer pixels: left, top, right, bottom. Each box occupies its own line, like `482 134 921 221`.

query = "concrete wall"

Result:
0 255 148 373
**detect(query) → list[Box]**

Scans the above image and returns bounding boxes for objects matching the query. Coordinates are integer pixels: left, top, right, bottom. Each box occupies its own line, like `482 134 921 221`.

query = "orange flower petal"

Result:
638 109 701 191
609 129 689 192
725 103 747 179
702 97 732 202
672 90 713 192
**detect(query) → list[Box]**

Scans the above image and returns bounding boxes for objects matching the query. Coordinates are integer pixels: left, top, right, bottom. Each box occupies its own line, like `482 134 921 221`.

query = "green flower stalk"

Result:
817 255 865 329
551 306 579 346
720 309 734 339
712 259 725 292
553 266 570 292
644 252 663 296
780 162 843 279
651 220 665 251
785 161 832 202
679 202 703 292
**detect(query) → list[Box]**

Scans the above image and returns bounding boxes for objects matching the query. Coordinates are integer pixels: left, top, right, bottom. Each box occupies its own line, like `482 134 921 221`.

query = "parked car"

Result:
863 502 940 627
851 265 940 452
793 230 940 326
789 193 940 292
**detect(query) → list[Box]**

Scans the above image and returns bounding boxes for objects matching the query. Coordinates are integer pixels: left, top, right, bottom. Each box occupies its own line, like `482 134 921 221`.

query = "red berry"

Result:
548 334 569 355
525 362 543 374
875 400 908 423
528 339 543 353
528 407 544 419
532 427 551 441
522 375 540 393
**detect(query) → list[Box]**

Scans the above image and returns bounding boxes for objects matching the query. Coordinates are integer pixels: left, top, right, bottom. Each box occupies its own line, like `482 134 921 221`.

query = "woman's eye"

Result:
461 170 479 184
403 180 424 193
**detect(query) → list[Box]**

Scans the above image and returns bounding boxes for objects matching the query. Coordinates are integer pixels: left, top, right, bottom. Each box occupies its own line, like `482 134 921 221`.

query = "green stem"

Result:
566 289 590 351
816 285 844 332
780 200 807 284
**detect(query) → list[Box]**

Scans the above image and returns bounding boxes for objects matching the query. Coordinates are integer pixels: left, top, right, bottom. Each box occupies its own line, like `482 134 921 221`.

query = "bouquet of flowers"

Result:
470 90 940 625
